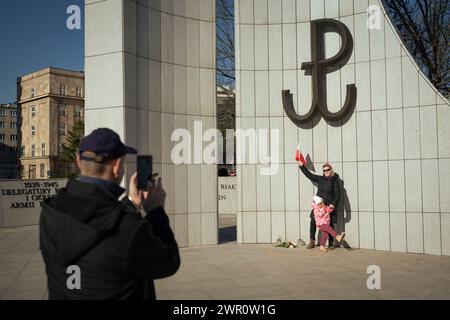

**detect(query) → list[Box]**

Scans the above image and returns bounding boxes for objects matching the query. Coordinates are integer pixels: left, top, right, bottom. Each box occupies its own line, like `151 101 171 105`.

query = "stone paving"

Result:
2 225 450 300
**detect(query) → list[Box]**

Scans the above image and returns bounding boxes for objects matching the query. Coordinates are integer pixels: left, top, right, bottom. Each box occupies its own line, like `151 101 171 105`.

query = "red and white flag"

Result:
295 144 307 166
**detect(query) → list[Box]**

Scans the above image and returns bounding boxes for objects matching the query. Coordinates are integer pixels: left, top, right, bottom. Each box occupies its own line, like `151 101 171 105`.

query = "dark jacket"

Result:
299 165 341 207
39 178 180 300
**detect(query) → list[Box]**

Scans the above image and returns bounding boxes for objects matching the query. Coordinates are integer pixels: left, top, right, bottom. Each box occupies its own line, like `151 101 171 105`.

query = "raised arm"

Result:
125 173 180 279
299 164 321 183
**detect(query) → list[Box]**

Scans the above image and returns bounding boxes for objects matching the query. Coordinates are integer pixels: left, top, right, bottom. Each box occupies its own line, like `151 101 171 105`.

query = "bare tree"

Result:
216 0 235 91
382 0 449 98
216 0 236 167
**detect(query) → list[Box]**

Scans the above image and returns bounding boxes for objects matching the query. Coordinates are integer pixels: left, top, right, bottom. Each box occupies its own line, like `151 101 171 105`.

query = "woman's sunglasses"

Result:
323 168 331 172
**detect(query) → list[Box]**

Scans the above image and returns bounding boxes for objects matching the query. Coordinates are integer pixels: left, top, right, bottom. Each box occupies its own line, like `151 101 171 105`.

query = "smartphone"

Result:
137 155 153 190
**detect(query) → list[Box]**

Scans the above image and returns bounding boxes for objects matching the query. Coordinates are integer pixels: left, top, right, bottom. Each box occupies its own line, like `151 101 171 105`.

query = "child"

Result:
311 196 345 252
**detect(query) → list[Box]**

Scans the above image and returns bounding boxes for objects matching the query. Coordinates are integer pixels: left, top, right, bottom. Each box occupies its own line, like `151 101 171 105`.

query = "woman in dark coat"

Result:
298 160 341 249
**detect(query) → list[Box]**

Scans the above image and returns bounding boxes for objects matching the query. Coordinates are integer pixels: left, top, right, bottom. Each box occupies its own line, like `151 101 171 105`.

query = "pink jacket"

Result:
311 202 334 226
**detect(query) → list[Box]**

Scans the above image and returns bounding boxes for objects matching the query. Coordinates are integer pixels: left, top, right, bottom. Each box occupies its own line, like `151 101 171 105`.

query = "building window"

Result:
58 104 67 116
31 87 35 98
60 84 67 96
41 143 46 156
32 125 36 136
29 165 36 179
0 122 4 128
31 144 36 157
10 135 17 141
11 110 17 117
75 106 83 118
10 122 17 129
40 164 45 178
31 106 36 117
76 87 83 97
59 124 66 135
0 110 5 116
0 134 5 141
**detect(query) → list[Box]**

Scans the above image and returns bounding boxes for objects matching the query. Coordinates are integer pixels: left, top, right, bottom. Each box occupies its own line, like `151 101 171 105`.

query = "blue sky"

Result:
0 0 84 103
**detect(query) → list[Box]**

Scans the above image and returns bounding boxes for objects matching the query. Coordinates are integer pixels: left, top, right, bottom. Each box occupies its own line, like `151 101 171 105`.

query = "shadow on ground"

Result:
219 225 237 244
218 214 237 244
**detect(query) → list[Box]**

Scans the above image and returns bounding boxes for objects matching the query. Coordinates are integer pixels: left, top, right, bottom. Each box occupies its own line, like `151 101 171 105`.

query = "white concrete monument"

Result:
85 0 218 247
235 0 450 255
218 177 237 215
0 179 67 227
85 0 449 255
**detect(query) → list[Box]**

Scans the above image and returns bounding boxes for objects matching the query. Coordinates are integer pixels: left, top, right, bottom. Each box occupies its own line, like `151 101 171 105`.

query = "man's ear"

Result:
112 158 120 178
112 156 125 178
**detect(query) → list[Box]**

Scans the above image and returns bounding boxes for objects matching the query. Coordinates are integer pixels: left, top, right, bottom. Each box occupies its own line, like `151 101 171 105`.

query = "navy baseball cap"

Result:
79 128 137 163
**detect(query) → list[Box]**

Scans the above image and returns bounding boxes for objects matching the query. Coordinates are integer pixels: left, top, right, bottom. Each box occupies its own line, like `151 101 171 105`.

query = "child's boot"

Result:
320 246 328 252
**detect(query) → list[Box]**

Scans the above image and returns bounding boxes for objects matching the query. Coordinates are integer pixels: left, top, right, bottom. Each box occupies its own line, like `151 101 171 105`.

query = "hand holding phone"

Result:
142 175 166 212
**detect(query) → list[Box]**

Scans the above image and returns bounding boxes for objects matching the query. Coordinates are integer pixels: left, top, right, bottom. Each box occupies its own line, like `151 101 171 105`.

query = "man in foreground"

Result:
39 128 180 300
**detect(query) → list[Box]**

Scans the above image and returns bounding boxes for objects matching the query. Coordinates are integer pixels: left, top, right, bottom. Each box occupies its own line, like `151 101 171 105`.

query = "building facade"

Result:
0 103 19 179
18 67 85 180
